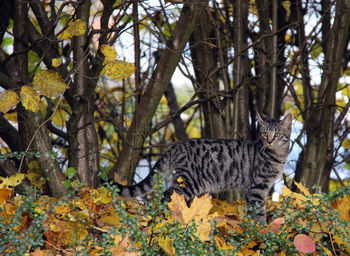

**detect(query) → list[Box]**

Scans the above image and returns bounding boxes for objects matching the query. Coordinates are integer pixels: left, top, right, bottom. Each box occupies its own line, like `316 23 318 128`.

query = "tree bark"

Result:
189 4 227 139
67 0 100 187
113 0 208 184
164 83 188 141
14 0 67 197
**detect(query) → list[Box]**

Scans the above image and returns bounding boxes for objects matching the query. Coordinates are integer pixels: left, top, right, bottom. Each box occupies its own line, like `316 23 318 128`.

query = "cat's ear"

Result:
280 113 293 129
257 112 267 126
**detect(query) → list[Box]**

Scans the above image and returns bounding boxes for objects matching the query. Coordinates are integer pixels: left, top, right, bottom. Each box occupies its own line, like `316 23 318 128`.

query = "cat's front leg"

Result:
245 185 268 223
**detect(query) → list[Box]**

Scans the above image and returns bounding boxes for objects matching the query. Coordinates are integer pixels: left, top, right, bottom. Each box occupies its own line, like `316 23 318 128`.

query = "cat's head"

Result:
257 112 292 150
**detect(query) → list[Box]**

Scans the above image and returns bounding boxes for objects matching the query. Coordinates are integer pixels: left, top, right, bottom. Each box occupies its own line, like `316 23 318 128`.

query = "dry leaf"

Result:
20 86 41 112
33 70 68 98
0 90 20 113
293 234 316 253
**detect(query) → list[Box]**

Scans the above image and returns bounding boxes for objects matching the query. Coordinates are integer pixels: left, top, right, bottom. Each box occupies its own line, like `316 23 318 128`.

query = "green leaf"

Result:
66 167 77 179
64 179 71 189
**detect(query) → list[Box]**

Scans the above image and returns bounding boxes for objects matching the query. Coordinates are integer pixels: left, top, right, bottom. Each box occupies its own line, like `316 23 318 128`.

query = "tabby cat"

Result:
115 112 292 223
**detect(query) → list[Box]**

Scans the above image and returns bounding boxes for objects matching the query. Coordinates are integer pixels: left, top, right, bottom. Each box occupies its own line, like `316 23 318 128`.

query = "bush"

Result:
0 170 349 255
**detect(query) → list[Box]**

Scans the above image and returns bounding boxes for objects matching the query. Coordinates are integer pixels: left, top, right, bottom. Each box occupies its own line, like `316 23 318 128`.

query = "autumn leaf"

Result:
20 86 41 112
110 233 141 256
293 181 310 196
27 161 45 188
101 45 117 60
60 19 86 40
52 57 62 67
342 138 350 149
0 173 26 188
0 90 20 113
270 217 285 234
102 60 135 80
33 70 68 98
293 234 316 253
168 192 219 241
158 235 176 256
0 187 12 204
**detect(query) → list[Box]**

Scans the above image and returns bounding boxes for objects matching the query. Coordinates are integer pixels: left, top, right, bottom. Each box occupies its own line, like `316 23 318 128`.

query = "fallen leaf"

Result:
293 234 316 253
270 217 285 233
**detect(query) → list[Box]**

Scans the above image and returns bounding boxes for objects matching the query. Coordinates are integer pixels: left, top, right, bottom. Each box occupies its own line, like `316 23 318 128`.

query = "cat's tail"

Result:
114 154 171 198
116 169 156 198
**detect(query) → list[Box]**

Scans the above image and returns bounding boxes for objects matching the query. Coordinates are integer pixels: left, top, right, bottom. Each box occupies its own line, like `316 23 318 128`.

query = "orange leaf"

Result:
293 234 316 253
0 187 12 204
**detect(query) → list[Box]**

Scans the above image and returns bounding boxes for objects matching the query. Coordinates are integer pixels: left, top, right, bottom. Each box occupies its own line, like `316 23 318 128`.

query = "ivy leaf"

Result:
0 90 20 113
293 234 316 253
33 70 68 98
60 19 86 40
65 167 77 179
20 86 41 112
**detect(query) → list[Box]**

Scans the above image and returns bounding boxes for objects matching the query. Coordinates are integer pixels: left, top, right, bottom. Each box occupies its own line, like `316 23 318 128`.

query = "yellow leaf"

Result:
281 186 308 207
33 70 68 98
92 186 113 204
4 112 17 122
60 19 87 40
282 1 291 18
52 57 62 67
0 173 26 188
158 236 176 256
214 236 236 251
110 233 141 256
101 45 117 60
53 203 70 214
342 138 350 149
27 161 45 188
100 206 121 226
102 60 135 80
332 194 350 221
0 90 20 113
51 108 67 127
20 86 41 112
293 181 310 196
168 193 218 241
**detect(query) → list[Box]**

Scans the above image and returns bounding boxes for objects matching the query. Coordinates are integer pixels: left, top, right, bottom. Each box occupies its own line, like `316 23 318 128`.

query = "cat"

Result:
114 112 292 223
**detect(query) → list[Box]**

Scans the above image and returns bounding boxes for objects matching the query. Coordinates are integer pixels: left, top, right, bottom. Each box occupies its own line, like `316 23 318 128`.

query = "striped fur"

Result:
116 113 292 223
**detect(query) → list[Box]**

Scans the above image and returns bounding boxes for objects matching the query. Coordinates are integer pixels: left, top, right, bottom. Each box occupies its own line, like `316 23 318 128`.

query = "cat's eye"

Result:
275 132 281 137
262 132 267 137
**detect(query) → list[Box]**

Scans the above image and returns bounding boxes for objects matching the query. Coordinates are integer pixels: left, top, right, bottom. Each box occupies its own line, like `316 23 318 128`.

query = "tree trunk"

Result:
113 0 209 184
232 0 250 139
189 4 227 139
14 0 67 197
294 0 350 192
67 0 100 187
164 83 188 141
